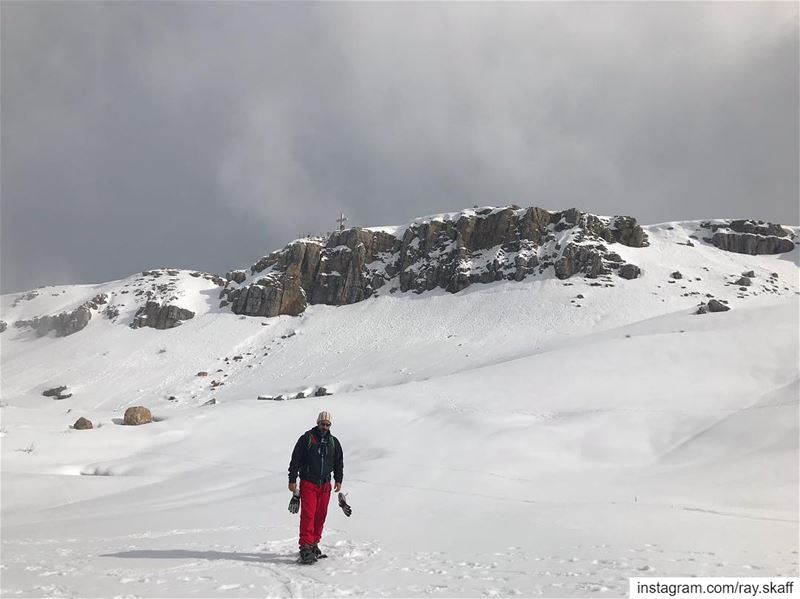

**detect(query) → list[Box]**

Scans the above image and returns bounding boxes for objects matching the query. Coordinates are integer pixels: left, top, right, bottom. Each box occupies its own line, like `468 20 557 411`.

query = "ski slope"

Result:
1 221 798 597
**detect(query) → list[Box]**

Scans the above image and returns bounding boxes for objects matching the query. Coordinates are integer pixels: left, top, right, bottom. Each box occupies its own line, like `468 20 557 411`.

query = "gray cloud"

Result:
2 2 797 293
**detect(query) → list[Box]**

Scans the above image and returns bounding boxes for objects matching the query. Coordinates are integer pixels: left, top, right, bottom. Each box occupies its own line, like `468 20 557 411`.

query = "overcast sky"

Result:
2 2 798 294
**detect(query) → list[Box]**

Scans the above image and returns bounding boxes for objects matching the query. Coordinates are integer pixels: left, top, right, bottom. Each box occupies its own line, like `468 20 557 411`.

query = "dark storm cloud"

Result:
2 2 797 293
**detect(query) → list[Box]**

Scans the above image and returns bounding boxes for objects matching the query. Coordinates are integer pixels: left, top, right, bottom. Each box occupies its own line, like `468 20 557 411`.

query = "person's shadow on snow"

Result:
100 549 298 565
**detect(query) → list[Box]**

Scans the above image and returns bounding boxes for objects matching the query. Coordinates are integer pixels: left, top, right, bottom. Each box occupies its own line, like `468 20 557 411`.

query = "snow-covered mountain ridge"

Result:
2 206 798 338
1 207 798 597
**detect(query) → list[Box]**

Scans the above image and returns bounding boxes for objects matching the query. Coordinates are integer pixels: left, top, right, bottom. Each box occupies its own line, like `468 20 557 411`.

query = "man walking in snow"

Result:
288 411 344 563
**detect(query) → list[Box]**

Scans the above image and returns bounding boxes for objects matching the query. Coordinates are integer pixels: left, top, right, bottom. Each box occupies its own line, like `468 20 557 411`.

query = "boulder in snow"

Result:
708 299 730 313
618 264 642 280
123 406 153 425
73 417 93 430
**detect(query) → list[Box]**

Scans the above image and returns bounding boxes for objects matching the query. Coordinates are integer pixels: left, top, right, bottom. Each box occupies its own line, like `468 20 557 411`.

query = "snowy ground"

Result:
1 222 798 597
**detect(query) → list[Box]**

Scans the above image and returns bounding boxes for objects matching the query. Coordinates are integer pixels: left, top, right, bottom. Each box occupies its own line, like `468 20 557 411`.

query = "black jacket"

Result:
288 427 344 486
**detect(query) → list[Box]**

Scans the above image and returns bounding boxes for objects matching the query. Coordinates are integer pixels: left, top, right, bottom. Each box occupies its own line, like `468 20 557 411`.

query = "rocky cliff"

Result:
221 206 651 318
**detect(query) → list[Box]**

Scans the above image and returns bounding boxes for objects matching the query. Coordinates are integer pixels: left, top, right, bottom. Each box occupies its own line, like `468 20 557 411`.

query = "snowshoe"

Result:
313 544 327 559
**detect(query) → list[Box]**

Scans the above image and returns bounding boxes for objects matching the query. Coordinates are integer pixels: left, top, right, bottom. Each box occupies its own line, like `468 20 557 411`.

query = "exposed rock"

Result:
735 277 752 287
554 243 607 279
314 386 332 397
713 232 795 254
708 299 730 313
12 291 39 307
202 398 217 406
703 220 795 255
130 302 195 330
43 386 68 397
226 270 247 284
222 206 649 317
17 306 91 337
86 293 108 309
697 299 731 314
123 406 152 425
104 305 120 320
609 216 649 247
14 293 109 338
197 371 208 377
295 391 306 399
742 270 755 278
0 321 6 333
670 271 683 280
730 220 788 236
618 264 642 280
73 417 93 430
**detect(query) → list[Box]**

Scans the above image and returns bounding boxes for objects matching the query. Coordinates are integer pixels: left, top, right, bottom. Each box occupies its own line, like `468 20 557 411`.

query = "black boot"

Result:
312 543 327 558
299 544 317 564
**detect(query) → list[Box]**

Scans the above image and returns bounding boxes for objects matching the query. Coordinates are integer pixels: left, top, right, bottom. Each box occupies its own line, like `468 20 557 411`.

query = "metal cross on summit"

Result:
337 212 347 232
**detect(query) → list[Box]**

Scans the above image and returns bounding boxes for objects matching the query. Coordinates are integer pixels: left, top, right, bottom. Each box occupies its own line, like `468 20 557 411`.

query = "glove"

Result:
338 492 352 517
288 491 300 514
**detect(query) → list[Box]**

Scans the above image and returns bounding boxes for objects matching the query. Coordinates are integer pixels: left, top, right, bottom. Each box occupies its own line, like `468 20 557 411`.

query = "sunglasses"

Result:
318 422 331 427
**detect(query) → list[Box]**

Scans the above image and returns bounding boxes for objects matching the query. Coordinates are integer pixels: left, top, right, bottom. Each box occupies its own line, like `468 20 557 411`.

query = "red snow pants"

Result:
299 480 331 547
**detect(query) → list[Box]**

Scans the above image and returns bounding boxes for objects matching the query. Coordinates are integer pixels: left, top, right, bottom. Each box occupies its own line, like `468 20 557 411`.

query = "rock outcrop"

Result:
0 321 6 333
222 206 649 317
697 299 731 314
130 302 195 330
225 270 247 284
73 417 93 430
701 220 796 255
43 385 72 399
14 294 108 338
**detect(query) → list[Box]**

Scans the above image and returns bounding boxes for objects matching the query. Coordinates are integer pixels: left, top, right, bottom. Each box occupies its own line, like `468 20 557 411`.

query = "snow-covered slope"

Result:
1 220 798 597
